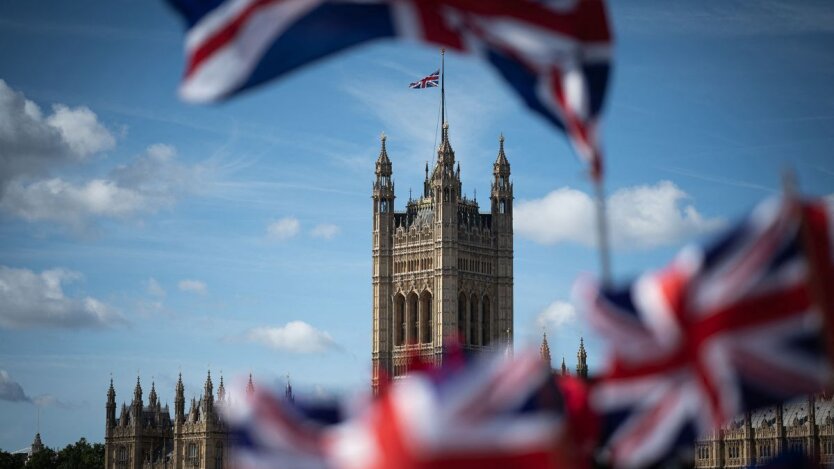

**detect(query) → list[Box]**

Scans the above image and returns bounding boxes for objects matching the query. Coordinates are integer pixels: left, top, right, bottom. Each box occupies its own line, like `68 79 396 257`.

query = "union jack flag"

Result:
165 0 613 180
409 70 439 89
576 195 834 468
223 350 570 469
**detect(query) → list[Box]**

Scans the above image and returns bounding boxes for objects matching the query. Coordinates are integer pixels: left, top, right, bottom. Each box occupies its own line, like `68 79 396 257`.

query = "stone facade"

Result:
371 124 514 391
695 396 834 467
104 373 267 469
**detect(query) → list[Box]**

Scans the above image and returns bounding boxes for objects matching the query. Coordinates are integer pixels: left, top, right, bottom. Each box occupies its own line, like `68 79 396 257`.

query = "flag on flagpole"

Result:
409 70 439 89
576 195 834 468
165 0 612 180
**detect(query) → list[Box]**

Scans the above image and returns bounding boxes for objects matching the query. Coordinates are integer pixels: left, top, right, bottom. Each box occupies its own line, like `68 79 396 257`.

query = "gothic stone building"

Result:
371 124 514 391
694 396 834 467
105 372 237 469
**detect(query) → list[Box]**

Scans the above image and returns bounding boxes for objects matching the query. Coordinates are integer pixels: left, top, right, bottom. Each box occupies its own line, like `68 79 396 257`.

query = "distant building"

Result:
539 331 588 379
371 124 514 392
695 396 834 467
104 372 282 469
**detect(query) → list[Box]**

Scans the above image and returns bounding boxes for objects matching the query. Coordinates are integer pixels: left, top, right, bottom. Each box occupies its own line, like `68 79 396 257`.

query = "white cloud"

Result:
0 265 125 329
246 321 337 354
311 223 340 240
178 279 207 295
146 278 165 298
514 181 724 249
267 217 300 241
0 143 209 229
535 301 577 331
0 79 114 186
45 104 115 157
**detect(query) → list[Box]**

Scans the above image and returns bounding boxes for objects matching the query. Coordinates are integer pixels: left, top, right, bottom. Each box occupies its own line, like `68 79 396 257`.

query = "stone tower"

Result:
371 124 514 392
576 337 588 379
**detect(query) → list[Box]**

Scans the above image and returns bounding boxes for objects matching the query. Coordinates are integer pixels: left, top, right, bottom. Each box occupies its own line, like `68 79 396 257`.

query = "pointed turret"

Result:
285 375 294 403
31 432 44 455
560 357 569 376
217 375 226 402
106 378 116 429
246 373 255 397
491 134 512 218
437 122 456 166
203 370 214 415
576 337 588 379
539 331 552 367
175 373 185 423
149 381 158 408
132 376 143 408
375 133 392 178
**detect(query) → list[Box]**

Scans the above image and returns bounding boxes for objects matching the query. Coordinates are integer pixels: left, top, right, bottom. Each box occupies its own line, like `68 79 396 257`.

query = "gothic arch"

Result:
470 293 479 346
394 293 405 346
407 291 419 344
482 295 491 346
458 292 467 342
420 290 432 344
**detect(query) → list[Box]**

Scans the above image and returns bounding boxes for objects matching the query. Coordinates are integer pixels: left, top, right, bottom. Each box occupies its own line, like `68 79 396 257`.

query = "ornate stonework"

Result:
695 396 834 467
371 125 514 391
104 373 266 469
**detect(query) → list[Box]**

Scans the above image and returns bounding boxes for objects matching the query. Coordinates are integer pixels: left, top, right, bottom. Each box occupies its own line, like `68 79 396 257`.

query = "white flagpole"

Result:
593 176 612 287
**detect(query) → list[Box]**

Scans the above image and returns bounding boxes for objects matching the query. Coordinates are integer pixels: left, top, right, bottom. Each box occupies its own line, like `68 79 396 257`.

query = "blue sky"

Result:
1 0 834 452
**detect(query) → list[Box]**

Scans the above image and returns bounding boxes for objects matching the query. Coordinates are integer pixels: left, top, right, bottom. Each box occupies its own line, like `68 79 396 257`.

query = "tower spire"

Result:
539 330 552 367
576 337 588 379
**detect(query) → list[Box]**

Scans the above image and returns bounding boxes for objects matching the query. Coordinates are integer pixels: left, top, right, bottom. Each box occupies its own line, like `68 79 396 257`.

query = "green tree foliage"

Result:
0 438 105 469
22 447 55 469
54 438 104 469
0 450 26 469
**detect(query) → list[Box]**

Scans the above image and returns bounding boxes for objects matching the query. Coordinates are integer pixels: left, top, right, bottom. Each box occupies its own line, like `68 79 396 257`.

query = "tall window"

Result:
482 297 491 346
394 294 405 346
187 443 199 468
408 292 418 343
420 291 432 344
458 293 467 341
116 446 128 469
214 443 223 469
470 294 478 346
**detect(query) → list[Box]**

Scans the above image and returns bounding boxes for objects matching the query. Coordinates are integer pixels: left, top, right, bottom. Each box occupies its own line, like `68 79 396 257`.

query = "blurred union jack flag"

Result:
409 70 439 89
165 0 612 180
223 350 571 469
576 196 834 468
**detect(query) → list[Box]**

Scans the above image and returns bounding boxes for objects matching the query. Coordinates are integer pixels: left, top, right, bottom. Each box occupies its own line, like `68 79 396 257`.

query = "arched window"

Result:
408 292 419 343
499 199 506 214
187 443 199 467
117 446 128 468
470 294 479 346
394 294 405 346
458 293 467 341
420 291 432 344
215 443 223 469
482 296 491 346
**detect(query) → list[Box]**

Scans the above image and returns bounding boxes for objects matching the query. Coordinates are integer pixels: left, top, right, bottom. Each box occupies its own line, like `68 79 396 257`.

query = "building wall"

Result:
695 397 834 467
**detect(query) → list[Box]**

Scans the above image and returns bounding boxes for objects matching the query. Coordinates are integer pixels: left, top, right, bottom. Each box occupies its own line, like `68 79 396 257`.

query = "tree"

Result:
23 447 55 469
54 438 104 469
0 449 26 469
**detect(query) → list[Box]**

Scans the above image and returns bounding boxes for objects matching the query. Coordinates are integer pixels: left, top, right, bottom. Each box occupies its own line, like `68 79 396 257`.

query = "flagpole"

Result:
593 176 612 287
441 48 445 126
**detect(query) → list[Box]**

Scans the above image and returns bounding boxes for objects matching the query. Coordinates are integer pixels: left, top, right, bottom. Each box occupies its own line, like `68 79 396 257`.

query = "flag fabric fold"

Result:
576 195 834 468
409 70 439 89
223 350 571 469
166 0 613 179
